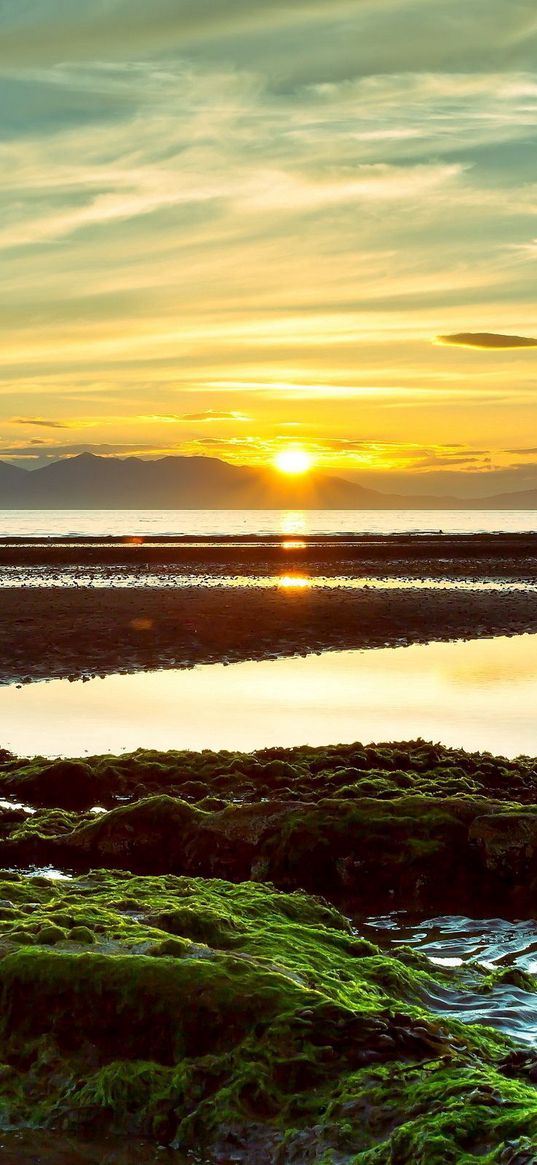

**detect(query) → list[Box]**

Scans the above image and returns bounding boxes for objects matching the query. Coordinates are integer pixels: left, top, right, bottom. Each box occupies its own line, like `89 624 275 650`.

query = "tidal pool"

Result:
1 632 537 759
365 913 537 1046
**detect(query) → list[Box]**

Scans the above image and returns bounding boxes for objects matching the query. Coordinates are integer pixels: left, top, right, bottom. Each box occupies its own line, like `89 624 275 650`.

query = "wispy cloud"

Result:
145 410 251 423
437 333 537 350
13 416 70 429
182 410 250 422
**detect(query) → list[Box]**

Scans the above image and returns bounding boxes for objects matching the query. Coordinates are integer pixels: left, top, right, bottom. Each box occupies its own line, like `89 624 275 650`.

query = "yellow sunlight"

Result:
274 449 314 475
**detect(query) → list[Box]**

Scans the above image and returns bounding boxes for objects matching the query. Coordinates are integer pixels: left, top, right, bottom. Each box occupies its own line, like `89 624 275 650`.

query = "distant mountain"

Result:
471 486 537 510
0 461 28 493
0 452 536 508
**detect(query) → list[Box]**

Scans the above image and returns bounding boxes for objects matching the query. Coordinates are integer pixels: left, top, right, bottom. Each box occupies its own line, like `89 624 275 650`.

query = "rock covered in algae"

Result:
2 740 537 1159
3 740 537 811
4 790 537 917
3 741 537 916
0 870 534 1161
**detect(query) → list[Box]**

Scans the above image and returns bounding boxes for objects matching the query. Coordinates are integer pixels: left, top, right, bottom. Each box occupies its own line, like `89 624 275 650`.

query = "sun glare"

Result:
274 449 313 475
278 575 312 590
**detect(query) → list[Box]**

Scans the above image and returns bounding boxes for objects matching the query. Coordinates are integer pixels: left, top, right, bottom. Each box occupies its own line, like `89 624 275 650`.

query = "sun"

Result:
274 449 313 475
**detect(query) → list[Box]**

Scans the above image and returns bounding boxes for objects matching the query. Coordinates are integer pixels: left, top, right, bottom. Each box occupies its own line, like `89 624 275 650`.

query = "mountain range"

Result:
1 453 537 509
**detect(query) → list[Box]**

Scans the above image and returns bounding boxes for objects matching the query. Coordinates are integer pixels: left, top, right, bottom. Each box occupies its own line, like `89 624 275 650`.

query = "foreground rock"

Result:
0 871 536 1162
3 742 537 916
3 742 537 1160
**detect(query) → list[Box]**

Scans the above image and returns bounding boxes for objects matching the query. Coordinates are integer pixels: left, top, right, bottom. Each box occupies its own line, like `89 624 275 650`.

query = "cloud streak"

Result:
13 416 70 429
178 410 251 422
438 333 537 350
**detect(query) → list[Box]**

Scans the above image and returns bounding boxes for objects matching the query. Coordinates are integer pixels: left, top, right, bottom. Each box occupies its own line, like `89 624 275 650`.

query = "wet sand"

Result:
1 582 537 685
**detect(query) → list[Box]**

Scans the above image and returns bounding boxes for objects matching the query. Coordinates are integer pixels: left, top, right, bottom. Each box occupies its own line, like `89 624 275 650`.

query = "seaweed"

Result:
1 740 537 1159
0 871 533 1159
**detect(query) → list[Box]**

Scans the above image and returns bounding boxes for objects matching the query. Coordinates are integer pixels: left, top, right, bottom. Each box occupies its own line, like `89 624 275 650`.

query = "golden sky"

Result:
1 0 537 496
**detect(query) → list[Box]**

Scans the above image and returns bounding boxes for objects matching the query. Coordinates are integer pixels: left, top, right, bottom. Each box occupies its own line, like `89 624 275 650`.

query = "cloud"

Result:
2 0 537 85
0 442 194 461
182 410 249 421
147 410 251 423
0 0 359 67
437 332 537 349
13 416 70 428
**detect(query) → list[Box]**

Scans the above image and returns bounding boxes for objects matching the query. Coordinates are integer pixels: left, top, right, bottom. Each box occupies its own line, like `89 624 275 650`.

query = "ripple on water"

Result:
364 913 537 1046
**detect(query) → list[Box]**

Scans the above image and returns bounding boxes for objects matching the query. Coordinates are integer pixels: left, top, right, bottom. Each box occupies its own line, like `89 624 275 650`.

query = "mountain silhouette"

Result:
0 452 536 508
0 461 28 492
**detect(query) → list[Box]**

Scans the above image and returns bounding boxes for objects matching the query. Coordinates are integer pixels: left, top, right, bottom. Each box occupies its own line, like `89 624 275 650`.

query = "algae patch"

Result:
2 741 537 1160
0 872 534 1161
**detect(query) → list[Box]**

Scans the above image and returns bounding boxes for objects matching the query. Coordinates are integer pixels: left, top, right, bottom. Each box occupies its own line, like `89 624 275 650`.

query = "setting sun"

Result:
274 449 313 475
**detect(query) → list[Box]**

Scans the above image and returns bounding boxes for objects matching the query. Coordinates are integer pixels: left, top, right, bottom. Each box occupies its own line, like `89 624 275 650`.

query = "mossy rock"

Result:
6 759 96 810
0 870 532 1159
7 930 35 945
147 938 192 959
68 926 95 945
2 740 537 816
35 925 66 946
151 906 244 949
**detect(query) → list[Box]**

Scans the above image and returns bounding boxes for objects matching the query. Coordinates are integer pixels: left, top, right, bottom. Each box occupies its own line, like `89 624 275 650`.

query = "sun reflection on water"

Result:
278 575 311 590
280 512 307 536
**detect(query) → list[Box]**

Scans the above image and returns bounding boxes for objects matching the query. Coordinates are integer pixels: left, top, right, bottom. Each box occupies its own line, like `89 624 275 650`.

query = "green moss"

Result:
148 937 192 958
2 740 537 918
2 741 536 813
0 870 533 1160
3 740 537 1158
68 925 95 945
482 967 537 993
35 924 66 946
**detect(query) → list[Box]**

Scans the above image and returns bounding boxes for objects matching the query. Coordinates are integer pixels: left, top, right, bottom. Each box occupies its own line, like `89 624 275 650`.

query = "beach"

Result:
1 533 537 685
2 583 537 685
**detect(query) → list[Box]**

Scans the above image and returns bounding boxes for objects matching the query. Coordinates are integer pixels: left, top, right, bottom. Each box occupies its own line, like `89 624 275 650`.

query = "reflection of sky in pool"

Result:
2 633 537 759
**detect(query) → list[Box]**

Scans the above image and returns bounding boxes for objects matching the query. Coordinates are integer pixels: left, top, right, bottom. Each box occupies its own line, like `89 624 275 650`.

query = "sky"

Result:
1 0 537 496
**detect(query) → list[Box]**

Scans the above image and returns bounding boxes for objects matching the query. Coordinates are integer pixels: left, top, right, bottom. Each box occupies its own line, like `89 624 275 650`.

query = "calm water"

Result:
0 508 536 538
2 633 537 759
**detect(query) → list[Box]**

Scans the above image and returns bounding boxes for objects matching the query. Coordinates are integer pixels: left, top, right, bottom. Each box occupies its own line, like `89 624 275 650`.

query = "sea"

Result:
0 508 535 538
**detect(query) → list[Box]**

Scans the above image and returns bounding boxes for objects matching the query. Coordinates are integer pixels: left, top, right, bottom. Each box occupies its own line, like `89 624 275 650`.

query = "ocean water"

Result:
0 508 536 538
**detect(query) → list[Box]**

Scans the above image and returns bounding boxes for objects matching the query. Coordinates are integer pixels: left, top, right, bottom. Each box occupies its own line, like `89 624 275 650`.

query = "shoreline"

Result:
1 582 537 685
1 531 537 581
